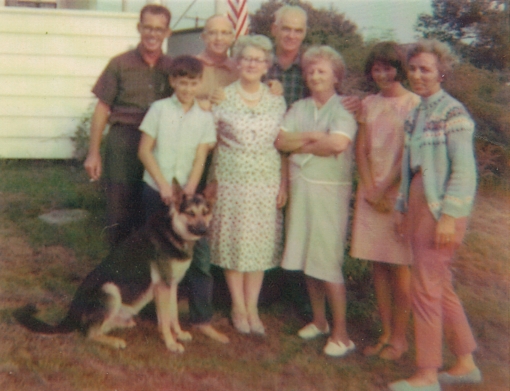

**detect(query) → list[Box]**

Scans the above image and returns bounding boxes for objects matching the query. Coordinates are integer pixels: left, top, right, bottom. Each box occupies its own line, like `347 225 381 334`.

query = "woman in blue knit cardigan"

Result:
389 40 481 391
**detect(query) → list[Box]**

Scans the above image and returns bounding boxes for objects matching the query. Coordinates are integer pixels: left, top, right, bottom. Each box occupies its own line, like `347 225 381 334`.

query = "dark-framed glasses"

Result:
141 25 168 35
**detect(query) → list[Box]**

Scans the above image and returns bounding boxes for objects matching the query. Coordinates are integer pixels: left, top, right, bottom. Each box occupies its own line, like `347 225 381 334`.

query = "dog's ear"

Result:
171 178 184 206
202 181 217 206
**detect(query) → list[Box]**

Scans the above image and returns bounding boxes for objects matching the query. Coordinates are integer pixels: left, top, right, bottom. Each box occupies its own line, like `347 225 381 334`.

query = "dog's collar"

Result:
151 222 193 259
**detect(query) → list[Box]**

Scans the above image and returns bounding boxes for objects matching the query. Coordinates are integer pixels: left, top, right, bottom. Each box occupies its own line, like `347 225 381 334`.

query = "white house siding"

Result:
0 7 139 158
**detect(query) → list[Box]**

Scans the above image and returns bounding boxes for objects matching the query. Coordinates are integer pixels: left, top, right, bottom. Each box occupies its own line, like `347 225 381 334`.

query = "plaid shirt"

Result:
267 55 310 107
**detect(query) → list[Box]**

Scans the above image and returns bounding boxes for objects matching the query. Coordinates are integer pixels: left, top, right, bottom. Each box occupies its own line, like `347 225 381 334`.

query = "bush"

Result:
444 64 510 183
71 105 94 162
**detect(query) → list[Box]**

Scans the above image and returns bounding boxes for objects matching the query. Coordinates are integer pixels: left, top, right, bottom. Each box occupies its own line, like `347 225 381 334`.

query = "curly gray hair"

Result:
232 35 274 65
407 39 459 79
302 45 346 89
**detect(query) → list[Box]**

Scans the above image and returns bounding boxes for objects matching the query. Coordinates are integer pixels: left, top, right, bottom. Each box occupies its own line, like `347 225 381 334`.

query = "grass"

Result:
0 160 509 391
0 159 108 261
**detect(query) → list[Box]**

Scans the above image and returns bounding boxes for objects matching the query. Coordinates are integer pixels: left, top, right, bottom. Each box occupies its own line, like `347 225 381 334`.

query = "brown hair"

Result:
169 56 203 79
140 4 171 27
364 41 406 82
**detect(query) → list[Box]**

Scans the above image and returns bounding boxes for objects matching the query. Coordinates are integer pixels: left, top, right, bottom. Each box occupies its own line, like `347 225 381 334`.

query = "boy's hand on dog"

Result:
183 182 198 197
159 182 174 205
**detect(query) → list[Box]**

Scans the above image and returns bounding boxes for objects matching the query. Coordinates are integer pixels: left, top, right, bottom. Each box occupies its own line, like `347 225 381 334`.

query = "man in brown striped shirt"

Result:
84 4 172 247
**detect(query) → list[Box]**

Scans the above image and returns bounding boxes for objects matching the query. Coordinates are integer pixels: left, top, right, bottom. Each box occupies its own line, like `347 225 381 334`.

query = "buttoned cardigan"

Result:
395 89 477 220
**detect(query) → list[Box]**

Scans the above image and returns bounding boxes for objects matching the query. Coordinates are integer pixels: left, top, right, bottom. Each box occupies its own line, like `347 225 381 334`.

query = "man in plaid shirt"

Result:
268 5 309 107
269 5 359 111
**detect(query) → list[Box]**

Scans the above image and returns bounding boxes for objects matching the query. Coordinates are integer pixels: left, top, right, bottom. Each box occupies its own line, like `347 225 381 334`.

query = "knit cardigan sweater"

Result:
395 89 477 220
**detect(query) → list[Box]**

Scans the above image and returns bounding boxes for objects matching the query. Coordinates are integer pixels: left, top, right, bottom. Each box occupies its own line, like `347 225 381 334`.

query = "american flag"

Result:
227 0 249 38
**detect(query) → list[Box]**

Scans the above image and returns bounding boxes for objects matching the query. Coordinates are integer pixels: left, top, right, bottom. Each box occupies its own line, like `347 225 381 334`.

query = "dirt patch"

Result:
38 209 89 225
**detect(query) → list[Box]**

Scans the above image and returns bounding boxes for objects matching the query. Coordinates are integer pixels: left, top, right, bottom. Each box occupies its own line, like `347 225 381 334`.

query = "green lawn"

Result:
0 159 508 391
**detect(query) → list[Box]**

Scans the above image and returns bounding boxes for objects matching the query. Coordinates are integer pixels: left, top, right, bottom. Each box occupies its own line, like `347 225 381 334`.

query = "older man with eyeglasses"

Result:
84 4 172 247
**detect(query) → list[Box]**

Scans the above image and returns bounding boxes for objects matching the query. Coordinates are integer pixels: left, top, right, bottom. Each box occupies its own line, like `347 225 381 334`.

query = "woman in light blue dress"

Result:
275 46 357 357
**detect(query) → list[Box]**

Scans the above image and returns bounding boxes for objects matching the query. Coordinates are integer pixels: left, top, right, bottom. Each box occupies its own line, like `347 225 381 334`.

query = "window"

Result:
6 0 57 8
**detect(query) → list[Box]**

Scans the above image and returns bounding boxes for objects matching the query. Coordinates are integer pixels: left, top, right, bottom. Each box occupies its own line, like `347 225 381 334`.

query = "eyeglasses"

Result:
141 25 168 36
240 57 267 65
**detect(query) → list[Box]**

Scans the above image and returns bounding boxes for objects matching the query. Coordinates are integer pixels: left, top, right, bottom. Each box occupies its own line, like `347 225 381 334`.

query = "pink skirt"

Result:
350 183 412 265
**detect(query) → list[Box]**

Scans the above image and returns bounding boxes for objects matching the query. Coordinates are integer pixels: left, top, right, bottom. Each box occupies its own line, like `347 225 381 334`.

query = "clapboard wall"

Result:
0 7 139 158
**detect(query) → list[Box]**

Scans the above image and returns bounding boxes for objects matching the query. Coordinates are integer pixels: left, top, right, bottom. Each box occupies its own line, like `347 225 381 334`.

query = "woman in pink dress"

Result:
350 42 420 360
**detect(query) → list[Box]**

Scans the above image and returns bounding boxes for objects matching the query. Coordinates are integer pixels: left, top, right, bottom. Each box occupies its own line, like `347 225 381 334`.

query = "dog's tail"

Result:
13 304 77 334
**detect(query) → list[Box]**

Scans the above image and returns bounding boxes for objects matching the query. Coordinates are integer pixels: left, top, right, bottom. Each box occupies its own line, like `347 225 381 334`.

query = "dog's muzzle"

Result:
188 223 208 236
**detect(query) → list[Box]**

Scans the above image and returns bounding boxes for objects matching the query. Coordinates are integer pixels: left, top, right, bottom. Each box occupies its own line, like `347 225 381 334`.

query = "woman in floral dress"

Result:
209 35 287 335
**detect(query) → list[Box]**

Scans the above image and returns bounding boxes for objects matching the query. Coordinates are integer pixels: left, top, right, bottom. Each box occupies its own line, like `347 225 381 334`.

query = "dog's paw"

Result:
91 335 127 349
125 319 136 328
114 339 127 349
166 342 185 353
176 331 192 342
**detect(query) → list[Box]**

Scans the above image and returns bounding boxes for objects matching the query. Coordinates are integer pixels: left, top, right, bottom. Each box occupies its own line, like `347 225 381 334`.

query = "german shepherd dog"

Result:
15 180 215 353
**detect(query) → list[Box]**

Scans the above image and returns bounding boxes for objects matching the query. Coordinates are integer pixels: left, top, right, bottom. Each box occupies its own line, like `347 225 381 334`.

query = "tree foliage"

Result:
416 0 509 70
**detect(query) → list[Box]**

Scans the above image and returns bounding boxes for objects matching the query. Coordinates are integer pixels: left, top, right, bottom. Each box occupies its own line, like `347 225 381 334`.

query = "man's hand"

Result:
197 98 212 112
84 151 102 181
341 95 361 116
210 87 226 106
267 79 284 96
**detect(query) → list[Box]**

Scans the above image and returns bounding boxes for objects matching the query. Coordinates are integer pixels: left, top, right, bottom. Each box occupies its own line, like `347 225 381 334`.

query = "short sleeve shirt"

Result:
266 56 310 107
281 95 357 184
139 95 217 189
92 45 173 126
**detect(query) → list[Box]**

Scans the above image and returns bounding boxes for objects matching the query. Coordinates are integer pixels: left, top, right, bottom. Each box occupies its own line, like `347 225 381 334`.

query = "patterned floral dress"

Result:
209 82 286 272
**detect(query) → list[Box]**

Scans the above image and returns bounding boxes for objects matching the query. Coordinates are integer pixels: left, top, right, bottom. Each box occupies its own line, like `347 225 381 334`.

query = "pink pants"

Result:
407 173 477 369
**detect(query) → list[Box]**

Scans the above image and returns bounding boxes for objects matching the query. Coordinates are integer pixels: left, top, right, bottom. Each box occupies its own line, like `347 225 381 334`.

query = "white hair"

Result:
274 5 307 26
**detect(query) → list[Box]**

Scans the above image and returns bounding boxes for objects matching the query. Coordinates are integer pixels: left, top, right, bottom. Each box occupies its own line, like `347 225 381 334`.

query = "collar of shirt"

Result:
274 53 302 72
419 89 445 111
196 52 237 72
135 43 166 67
169 94 198 113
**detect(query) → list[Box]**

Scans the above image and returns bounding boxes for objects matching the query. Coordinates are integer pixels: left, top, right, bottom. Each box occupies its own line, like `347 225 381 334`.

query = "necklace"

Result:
236 81 263 101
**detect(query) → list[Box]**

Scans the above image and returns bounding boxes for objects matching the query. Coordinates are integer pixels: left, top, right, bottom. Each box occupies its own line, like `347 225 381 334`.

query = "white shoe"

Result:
297 323 330 339
231 312 250 334
248 316 266 335
323 339 355 357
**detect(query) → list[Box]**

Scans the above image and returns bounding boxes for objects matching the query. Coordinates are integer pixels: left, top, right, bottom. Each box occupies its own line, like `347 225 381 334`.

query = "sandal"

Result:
363 340 388 357
379 343 408 360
